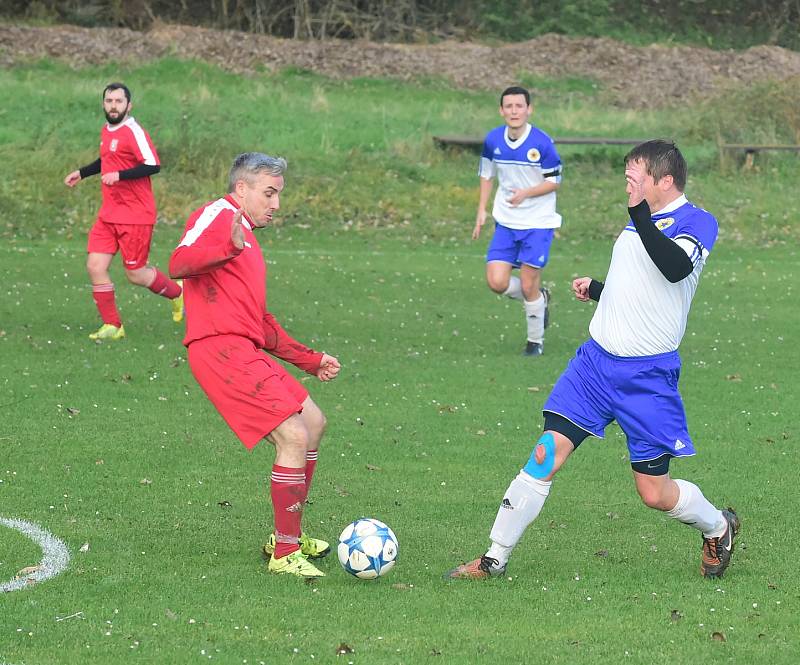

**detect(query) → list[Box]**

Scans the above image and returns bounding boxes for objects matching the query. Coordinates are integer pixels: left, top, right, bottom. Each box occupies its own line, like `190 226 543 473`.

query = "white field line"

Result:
0 517 70 593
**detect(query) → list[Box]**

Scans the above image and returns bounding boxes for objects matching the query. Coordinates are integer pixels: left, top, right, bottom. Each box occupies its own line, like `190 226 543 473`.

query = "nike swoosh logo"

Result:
647 463 659 469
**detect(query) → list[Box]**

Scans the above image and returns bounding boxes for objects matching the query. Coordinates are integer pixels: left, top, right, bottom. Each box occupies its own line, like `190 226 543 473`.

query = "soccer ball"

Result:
337 518 398 579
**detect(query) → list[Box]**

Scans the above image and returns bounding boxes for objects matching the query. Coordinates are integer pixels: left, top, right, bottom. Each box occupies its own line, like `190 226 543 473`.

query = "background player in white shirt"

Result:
472 86 563 356
449 140 739 581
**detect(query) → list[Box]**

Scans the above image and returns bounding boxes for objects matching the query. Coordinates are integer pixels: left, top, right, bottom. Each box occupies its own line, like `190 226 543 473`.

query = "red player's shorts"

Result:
187 334 309 450
87 219 154 270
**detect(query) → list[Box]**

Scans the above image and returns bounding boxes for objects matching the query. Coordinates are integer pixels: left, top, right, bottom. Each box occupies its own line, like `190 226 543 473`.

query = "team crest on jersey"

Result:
526 148 541 163
655 217 675 230
110 139 119 152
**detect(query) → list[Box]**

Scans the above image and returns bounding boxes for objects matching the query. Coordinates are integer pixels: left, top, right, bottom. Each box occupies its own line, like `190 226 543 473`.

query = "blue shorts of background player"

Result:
542 338 695 462
486 222 555 268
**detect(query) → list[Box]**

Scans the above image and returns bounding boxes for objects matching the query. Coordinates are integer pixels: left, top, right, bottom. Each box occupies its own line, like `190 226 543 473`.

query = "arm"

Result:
473 176 494 240
118 163 160 180
262 311 325 374
169 209 244 279
506 180 560 207
573 277 604 302
627 201 693 283
64 158 101 187
79 159 101 179
588 279 604 301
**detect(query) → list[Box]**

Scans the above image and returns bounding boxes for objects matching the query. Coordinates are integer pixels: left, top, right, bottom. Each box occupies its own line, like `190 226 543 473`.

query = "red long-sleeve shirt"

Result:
169 195 323 373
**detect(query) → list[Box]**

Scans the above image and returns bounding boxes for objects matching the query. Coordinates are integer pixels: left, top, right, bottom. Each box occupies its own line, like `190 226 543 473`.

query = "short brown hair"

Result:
624 140 687 191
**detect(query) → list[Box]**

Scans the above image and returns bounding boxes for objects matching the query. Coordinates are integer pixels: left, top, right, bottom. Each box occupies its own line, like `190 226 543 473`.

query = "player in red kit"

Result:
170 152 341 578
64 82 183 341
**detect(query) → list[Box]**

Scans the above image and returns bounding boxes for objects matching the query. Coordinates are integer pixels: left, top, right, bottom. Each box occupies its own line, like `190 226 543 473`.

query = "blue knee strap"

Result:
523 432 556 479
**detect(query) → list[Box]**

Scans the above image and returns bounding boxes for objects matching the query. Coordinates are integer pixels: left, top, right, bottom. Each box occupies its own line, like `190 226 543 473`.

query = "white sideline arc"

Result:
0 517 70 593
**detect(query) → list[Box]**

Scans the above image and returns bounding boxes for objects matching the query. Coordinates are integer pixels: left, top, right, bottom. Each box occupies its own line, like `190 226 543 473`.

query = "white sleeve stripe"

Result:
674 233 705 251
128 120 157 166
674 236 707 265
179 199 236 247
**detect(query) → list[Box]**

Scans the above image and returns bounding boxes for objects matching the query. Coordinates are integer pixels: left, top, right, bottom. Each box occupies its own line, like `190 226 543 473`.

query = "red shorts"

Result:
87 219 154 270
188 334 309 450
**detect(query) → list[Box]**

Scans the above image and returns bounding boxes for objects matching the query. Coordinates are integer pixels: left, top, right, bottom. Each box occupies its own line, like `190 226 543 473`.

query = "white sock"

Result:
487 470 552 566
524 295 545 343
503 276 523 301
667 479 726 538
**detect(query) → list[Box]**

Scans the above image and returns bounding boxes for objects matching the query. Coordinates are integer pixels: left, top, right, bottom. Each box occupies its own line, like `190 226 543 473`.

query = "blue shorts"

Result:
542 338 695 463
486 223 555 269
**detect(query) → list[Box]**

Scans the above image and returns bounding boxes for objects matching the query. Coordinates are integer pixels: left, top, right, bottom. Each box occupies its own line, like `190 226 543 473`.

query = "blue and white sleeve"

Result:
673 211 719 267
478 138 496 179
540 139 562 184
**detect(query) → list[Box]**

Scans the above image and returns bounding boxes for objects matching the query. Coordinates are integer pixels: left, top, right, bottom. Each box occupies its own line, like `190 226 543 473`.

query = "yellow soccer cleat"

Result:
263 532 331 559
171 280 184 323
268 550 326 578
89 323 126 341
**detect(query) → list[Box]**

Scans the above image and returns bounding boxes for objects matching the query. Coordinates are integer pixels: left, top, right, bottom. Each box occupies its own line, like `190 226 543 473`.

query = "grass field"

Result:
1 58 799 664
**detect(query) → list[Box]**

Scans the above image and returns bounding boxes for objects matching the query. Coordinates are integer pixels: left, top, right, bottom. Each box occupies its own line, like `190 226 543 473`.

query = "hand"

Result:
472 209 487 240
64 170 81 187
572 277 592 302
101 171 120 186
506 187 528 207
316 354 341 382
230 209 245 250
625 160 647 208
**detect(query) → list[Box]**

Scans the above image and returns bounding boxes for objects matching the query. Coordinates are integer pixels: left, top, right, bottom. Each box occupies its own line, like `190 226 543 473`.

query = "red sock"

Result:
92 283 122 327
304 450 319 501
271 465 305 559
147 269 182 299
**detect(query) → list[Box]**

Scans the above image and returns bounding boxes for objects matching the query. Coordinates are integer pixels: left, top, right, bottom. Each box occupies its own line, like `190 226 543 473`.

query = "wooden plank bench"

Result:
721 143 800 169
433 135 649 152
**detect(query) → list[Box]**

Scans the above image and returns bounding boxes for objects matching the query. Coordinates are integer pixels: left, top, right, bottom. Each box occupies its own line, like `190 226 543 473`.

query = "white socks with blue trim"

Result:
667 479 726 538
503 275 523 301
487 470 552 566
524 295 546 343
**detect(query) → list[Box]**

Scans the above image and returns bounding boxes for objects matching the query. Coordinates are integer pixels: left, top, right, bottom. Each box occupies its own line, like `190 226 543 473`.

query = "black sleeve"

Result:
78 158 101 179
588 279 604 301
118 164 160 181
628 200 693 283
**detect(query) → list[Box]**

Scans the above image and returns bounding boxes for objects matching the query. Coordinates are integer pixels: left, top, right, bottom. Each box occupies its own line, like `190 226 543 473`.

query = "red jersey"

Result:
98 117 160 225
169 195 323 373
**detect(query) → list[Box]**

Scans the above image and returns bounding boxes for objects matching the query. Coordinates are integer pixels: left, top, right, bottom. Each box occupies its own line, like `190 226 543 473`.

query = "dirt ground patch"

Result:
2 23 800 107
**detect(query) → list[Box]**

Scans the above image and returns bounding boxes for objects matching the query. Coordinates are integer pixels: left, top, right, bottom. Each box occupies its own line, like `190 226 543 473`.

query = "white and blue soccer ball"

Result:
337 518 398 579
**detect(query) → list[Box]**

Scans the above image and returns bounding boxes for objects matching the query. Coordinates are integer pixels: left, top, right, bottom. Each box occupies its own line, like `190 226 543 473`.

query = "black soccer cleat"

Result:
523 341 544 356
700 508 740 579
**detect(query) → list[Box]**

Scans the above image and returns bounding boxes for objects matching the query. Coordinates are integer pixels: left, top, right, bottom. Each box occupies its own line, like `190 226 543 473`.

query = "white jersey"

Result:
479 123 562 230
589 195 719 357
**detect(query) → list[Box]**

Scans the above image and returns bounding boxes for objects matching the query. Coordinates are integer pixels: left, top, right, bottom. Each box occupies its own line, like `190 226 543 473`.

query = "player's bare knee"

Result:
274 426 309 457
125 268 149 286
486 275 508 294
637 485 669 510
315 411 327 437
86 257 104 278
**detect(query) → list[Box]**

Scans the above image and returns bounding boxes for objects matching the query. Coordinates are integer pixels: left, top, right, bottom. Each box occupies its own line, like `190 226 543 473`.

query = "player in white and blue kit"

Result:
449 141 739 581
472 87 562 356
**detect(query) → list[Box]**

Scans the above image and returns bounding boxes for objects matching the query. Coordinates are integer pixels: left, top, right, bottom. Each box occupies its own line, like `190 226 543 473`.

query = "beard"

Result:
104 104 129 125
